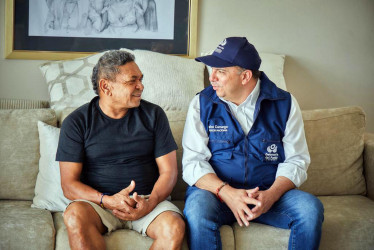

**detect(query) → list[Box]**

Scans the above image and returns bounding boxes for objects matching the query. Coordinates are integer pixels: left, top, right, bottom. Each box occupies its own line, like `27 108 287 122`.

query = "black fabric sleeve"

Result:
153 107 178 158
56 112 85 163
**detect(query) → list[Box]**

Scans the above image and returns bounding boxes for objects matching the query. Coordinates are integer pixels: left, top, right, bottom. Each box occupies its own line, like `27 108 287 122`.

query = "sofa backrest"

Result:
0 109 57 200
299 106 366 196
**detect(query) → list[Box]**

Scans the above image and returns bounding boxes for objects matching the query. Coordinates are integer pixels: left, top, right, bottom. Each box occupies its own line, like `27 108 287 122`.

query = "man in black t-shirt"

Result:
57 50 185 249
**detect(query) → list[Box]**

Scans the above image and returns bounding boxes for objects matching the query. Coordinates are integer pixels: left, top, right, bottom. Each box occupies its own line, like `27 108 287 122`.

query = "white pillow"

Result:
200 51 287 91
134 49 205 111
32 121 71 212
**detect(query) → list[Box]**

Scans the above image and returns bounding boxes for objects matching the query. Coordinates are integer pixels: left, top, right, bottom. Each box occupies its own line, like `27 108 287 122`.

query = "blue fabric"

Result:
184 186 324 250
199 72 292 190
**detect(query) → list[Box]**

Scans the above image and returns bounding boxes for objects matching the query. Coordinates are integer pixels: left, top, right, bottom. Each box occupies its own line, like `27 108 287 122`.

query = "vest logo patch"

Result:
265 144 279 161
208 125 228 132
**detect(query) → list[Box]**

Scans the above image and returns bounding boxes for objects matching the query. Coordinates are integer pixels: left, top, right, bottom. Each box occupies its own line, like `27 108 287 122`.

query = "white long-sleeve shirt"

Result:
182 80 310 188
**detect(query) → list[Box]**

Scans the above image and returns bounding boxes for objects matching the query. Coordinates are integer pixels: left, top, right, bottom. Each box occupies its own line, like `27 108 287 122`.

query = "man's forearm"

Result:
195 173 225 194
148 170 177 210
62 179 102 204
267 176 296 202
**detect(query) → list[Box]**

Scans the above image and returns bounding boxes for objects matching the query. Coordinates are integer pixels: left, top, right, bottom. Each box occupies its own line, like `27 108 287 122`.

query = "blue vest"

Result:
199 73 291 190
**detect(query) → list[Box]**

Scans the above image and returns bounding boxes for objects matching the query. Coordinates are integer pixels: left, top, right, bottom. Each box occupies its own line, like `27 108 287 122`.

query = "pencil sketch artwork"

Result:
29 0 175 39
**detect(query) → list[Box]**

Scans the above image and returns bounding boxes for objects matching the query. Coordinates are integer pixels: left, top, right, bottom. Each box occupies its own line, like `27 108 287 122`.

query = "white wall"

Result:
1 0 373 132
0 0 48 100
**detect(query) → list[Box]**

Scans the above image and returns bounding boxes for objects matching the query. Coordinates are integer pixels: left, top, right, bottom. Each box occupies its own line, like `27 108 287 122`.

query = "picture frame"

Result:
5 0 198 60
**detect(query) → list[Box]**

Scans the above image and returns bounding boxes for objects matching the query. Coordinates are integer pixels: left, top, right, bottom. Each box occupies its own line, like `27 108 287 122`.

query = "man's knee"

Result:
184 187 224 234
307 196 324 224
63 201 97 232
166 214 185 243
150 211 185 245
294 192 324 227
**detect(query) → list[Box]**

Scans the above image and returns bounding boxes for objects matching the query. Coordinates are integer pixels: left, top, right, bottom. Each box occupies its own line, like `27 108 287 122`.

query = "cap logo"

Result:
214 39 227 54
219 39 227 46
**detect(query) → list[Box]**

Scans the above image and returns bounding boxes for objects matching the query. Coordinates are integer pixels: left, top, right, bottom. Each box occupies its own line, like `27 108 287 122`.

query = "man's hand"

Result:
248 189 277 220
220 185 261 227
103 181 137 211
112 192 153 221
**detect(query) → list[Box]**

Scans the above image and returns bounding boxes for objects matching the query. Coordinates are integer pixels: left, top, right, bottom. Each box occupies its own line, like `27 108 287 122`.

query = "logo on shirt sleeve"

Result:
265 144 279 161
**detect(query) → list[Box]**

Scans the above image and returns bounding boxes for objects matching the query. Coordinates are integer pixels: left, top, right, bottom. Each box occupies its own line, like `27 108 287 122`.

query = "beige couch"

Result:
0 49 373 250
1 98 373 250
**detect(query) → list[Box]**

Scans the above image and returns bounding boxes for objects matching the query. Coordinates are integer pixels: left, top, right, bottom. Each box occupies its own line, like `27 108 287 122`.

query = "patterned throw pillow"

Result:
40 49 205 122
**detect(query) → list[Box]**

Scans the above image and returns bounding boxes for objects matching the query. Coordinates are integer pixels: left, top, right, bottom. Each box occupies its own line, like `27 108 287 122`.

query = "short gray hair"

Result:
91 50 135 95
237 66 261 79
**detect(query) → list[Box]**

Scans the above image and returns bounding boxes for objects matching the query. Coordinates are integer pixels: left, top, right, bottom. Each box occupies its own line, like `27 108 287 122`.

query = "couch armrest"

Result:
364 132 374 200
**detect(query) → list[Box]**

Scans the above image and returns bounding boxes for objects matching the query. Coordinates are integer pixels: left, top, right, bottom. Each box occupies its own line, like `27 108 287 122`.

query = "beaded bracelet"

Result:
100 193 110 208
216 182 227 202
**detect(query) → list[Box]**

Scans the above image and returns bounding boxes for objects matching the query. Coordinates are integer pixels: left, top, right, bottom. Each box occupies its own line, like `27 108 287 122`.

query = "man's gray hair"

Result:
237 66 261 79
91 50 135 95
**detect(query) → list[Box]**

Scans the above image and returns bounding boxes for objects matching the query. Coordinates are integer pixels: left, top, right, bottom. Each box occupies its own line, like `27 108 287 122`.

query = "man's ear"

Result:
241 70 253 85
99 79 112 96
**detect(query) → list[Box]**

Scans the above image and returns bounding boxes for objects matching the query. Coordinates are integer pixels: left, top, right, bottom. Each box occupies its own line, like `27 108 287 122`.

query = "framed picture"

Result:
5 0 198 60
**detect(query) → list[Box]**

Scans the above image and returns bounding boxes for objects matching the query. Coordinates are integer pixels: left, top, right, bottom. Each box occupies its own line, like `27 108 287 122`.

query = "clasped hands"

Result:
103 180 151 221
221 185 277 227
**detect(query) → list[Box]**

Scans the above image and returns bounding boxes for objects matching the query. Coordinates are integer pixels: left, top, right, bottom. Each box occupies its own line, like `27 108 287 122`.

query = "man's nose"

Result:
136 81 144 90
209 69 217 82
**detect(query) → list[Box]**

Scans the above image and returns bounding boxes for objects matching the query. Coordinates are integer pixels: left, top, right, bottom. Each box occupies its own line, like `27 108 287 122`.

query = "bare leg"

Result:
146 211 185 250
63 201 107 250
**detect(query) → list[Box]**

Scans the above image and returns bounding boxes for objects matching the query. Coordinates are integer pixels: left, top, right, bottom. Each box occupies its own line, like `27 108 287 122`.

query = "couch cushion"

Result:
234 222 290 250
0 200 55 250
318 195 374 250
0 109 57 200
300 106 366 196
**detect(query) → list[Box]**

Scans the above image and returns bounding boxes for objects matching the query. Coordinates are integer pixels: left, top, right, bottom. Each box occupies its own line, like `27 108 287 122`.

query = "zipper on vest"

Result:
244 137 248 185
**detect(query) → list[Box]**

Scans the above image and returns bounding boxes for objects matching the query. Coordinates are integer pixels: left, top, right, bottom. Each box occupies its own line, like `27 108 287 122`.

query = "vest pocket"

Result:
258 137 283 163
211 150 233 160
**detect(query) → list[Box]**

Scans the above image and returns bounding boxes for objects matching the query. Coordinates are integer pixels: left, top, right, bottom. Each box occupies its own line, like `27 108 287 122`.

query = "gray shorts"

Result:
65 198 182 236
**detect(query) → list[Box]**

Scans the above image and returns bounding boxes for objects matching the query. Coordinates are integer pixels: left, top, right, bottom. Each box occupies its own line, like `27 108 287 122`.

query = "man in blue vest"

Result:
182 37 324 250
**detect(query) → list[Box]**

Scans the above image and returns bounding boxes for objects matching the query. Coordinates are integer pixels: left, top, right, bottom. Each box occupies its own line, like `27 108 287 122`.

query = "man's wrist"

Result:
100 193 110 208
216 182 228 202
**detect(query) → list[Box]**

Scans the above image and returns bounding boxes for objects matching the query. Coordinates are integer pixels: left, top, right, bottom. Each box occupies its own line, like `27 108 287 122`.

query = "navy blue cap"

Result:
195 37 261 70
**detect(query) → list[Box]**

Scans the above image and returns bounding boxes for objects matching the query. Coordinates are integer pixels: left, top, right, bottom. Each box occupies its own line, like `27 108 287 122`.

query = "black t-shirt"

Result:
56 96 177 195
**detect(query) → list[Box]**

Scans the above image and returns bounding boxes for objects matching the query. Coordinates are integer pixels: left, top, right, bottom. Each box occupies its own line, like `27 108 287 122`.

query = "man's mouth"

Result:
211 84 221 90
132 92 142 98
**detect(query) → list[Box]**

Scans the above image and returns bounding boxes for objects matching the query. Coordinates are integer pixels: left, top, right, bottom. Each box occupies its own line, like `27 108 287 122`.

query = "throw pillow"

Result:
32 121 71 212
200 51 287 91
133 49 205 111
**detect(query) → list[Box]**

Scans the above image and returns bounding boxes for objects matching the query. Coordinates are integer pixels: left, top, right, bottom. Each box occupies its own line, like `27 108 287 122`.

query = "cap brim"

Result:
195 55 235 68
